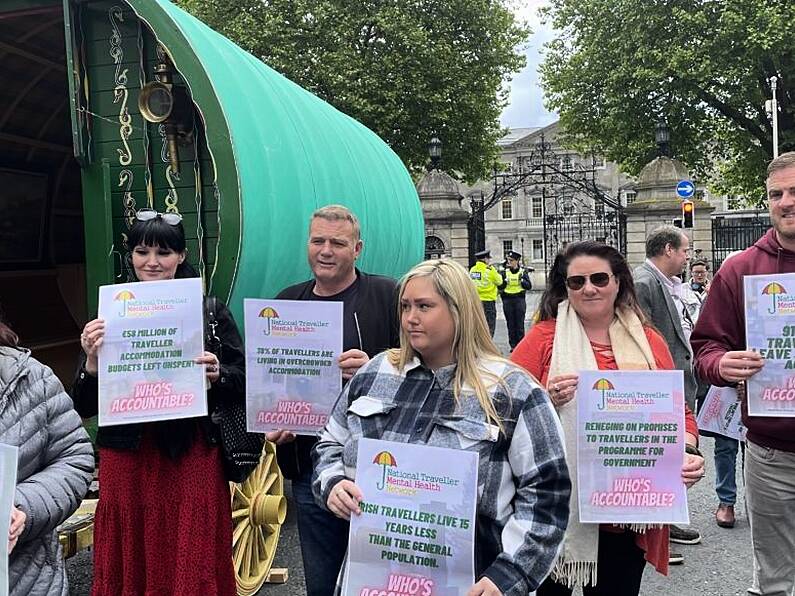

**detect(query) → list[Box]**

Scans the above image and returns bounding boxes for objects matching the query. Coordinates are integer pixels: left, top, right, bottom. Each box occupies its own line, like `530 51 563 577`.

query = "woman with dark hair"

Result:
511 241 703 596
0 318 94 595
71 210 247 596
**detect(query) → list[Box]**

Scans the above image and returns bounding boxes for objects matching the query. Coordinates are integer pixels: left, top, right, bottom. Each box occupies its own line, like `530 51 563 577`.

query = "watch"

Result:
685 444 702 458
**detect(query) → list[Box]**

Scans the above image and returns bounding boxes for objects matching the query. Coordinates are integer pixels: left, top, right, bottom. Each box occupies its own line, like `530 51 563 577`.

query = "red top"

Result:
511 319 699 576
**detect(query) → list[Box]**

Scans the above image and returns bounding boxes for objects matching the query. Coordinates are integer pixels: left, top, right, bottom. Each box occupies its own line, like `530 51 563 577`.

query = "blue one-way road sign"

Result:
676 180 695 198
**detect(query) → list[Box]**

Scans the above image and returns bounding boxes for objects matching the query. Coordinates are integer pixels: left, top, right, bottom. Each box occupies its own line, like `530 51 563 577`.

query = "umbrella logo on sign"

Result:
114 290 136 317
373 450 397 490
593 378 615 410
762 282 787 314
258 306 280 335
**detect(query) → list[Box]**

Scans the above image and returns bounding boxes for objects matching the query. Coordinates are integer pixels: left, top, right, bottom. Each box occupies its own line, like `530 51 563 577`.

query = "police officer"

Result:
469 249 503 337
499 250 532 350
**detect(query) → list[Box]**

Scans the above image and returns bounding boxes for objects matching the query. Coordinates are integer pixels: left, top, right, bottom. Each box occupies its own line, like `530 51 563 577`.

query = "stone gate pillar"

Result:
416 168 470 267
624 156 714 270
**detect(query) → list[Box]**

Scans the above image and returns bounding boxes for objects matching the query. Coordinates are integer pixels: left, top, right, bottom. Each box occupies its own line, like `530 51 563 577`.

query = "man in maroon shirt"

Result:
692 152 795 596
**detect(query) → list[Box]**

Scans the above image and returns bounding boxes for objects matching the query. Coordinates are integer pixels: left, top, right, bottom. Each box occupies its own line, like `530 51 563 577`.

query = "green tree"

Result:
176 0 528 181
540 0 794 201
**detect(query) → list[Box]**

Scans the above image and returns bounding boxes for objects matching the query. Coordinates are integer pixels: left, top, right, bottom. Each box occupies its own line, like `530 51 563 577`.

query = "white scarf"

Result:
548 300 657 587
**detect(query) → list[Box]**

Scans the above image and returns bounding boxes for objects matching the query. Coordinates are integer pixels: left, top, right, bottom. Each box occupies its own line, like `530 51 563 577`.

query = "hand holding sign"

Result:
7 507 25 554
681 451 705 489
328 479 363 520
339 349 369 381
194 351 221 384
466 577 501 596
547 373 578 407
719 350 764 382
80 318 106 376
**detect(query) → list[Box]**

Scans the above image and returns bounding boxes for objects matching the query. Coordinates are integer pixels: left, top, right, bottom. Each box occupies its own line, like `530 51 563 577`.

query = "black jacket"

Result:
70 296 245 458
274 269 399 478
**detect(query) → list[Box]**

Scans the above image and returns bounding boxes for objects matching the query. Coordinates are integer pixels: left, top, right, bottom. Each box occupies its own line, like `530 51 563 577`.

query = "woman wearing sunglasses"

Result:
511 241 702 596
70 210 246 596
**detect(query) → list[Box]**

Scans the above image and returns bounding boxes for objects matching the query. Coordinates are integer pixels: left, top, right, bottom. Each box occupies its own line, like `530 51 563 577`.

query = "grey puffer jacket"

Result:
0 346 94 596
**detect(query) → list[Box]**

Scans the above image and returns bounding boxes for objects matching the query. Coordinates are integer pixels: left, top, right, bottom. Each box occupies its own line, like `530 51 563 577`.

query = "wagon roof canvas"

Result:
126 0 423 316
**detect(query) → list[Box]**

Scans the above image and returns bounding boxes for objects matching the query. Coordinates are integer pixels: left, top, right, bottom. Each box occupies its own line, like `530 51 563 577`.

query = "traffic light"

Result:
681 200 694 228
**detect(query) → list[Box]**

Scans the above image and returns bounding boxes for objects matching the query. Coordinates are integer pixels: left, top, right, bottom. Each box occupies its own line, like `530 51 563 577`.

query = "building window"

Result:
501 199 513 219
502 240 513 256
531 196 543 218
424 235 445 260
532 239 543 261
624 190 637 205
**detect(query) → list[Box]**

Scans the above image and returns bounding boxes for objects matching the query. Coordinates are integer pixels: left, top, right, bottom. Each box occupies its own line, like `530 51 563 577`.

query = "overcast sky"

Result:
501 0 558 129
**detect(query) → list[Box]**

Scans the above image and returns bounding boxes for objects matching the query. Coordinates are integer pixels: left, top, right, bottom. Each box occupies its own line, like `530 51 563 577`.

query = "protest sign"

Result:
344 438 478 596
576 370 689 524
744 272 795 416
0 444 18 596
696 386 746 441
97 278 206 426
244 299 342 434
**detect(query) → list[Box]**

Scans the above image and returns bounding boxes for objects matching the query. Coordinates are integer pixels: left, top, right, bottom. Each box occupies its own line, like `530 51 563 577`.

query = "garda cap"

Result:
506 250 522 261
474 249 491 259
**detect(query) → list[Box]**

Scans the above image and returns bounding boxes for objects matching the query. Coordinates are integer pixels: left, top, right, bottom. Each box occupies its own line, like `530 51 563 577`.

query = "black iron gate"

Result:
711 211 771 271
542 187 626 272
472 135 626 273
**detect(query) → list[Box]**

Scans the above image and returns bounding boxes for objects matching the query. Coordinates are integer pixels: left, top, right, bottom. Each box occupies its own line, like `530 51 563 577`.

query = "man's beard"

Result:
776 215 795 240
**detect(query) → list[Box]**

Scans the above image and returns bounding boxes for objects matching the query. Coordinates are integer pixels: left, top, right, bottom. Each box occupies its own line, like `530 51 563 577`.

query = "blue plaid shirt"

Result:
312 353 571 595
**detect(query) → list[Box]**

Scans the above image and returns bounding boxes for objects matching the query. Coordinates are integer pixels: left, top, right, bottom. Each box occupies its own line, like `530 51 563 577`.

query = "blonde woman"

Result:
312 259 571 595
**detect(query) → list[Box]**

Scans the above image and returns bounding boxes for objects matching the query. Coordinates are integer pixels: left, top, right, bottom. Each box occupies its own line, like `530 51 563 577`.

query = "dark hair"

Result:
126 217 197 279
0 321 18 348
646 225 686 258
537 240 648 324
690 259 708 271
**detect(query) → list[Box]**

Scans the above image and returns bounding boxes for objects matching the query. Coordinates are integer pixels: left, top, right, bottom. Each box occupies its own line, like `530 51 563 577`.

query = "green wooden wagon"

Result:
0 0 424 592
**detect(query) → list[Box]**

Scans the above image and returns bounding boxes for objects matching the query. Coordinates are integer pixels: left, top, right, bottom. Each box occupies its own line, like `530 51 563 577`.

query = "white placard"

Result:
744 273 795 416
576 370 689 525
344 438 478 596
0 444 19 596
696 386 746 441
244 299 342 434
98 278 206 426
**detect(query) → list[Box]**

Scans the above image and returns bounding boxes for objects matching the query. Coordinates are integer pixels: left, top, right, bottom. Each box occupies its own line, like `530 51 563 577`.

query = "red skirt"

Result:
91 431 236 596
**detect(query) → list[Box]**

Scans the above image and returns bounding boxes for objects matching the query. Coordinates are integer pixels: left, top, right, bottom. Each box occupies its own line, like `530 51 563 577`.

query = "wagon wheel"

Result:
230 441 287 596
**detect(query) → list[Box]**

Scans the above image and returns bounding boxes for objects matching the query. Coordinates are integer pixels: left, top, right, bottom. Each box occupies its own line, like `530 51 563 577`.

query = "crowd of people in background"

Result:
6 152 795 596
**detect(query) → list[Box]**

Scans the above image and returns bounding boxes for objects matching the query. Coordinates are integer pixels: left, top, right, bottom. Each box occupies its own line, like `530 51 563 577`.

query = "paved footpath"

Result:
67 293 755 595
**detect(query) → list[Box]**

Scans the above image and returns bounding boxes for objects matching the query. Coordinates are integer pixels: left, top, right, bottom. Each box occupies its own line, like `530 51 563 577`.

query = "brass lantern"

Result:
138 60 191 174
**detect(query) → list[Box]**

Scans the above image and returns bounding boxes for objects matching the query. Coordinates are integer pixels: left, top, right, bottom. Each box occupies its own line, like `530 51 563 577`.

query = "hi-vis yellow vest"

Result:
503 269 525 295
469 261 502 301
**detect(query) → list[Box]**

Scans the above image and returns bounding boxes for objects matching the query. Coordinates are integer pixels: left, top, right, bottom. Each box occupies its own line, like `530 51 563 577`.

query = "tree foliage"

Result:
540 0 795 202
176 0 528 181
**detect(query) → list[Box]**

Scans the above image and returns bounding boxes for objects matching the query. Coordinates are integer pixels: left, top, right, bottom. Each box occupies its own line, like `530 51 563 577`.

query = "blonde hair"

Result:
311 204 361 241
387 259 509 431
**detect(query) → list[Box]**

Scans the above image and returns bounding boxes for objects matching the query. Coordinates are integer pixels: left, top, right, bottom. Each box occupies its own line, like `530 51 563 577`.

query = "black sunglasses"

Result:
135 208 183 226
565 272 613 291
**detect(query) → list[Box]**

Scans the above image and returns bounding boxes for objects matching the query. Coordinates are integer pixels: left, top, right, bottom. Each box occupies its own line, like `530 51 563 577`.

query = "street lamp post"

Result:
428 135 442 170
765 77 779 158
655 120 670 157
